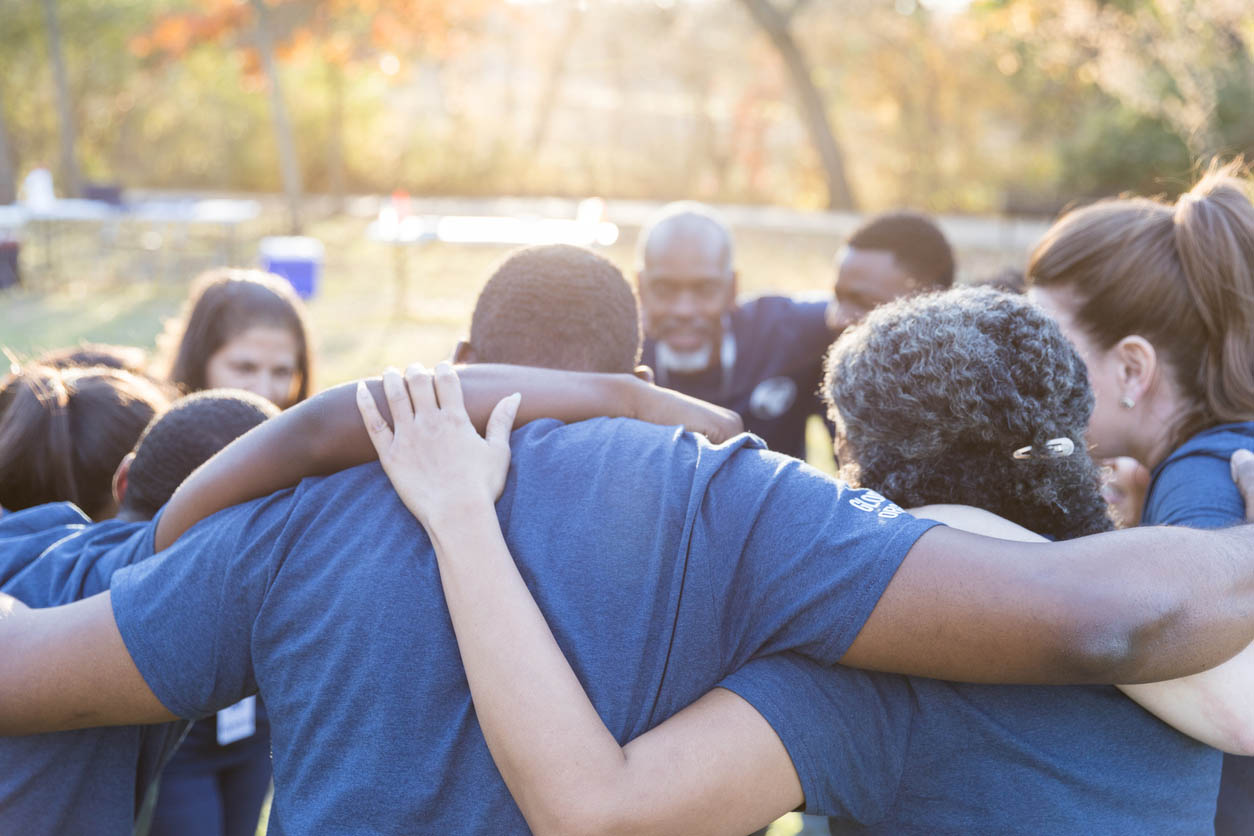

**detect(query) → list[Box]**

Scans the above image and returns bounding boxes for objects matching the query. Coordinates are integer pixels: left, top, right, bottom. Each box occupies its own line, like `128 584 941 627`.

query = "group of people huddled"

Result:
1 162 1254 836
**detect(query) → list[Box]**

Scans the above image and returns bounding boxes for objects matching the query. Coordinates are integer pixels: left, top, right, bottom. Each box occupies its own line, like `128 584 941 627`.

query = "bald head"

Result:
636 203 734 277
636 203 737 361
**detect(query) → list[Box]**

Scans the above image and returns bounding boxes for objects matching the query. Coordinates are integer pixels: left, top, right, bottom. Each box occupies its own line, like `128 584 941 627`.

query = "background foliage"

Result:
4 0 1253 214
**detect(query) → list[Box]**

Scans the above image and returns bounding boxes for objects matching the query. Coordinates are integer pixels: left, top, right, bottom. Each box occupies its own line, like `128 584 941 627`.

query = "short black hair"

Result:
847 211 955 289
121 389 278 518
825 287 1111 541
469 245 642 373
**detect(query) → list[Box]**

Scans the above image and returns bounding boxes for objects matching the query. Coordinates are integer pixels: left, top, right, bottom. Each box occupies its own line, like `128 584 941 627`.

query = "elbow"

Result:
1061 597 1214 685
1230 725 1254 757
522 787 643 836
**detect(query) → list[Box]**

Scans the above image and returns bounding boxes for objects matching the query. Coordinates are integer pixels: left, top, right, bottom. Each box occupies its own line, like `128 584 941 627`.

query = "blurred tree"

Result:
0 88 14 205
41 0 81 196
737 0 857 210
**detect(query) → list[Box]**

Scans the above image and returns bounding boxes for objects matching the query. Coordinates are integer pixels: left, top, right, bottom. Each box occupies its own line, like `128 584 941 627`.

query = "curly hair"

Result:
824 287 1112 540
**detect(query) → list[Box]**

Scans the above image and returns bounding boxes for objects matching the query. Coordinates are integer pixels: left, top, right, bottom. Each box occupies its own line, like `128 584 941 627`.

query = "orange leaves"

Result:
133 2 254 60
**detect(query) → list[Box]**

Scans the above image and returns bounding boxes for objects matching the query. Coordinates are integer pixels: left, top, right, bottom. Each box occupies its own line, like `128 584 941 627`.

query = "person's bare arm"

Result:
1233 449 1254 521
842 522 1254 685
919 504 1254 754
0 591 175 735
154 364 741 551
359 364 799 836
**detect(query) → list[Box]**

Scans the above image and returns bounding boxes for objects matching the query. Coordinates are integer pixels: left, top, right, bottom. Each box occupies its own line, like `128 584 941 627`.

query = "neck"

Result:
114 507 150 523
1129 386 1191 471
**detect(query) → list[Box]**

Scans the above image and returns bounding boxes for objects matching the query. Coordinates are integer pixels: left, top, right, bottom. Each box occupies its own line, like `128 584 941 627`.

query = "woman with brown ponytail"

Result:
1028 162 1254 835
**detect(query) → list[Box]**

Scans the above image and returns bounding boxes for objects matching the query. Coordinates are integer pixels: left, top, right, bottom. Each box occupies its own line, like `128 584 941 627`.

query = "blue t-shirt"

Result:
642 295 833 458
1141 421 1254 836
0 503 185 836
721 653 1220 834
110 418 936 834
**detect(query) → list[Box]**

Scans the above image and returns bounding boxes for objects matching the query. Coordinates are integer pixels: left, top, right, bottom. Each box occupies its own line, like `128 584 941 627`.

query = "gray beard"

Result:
655 341 714 374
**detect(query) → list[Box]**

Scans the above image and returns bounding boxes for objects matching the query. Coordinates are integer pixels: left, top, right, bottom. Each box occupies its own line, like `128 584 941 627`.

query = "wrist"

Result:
424 494 500 546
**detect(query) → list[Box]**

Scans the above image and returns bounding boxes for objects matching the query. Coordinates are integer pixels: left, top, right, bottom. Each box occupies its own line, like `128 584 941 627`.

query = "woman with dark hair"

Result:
365 288 1253 834
155 268 314 836
0 364 170 520
1027 163 1254 834
165 268 313 408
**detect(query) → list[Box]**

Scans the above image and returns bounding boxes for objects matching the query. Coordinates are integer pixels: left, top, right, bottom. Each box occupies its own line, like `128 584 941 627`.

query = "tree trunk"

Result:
0 87 16 205
41 0 80 197
529 4 583 157
327 61 345 215
737 0 856 210
251 0 303 233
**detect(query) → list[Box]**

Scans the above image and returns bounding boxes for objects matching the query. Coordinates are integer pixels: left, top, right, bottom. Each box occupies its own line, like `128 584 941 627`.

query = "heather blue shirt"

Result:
642 295 833 458
110 418 936 834
1141 421 1254 836
721 653 1220 834
0 503 184 836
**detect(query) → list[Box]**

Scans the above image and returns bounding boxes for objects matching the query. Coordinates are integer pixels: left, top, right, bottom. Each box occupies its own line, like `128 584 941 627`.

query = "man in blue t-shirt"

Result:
636 205 953 459
0 390 275 836
4 248 1254 833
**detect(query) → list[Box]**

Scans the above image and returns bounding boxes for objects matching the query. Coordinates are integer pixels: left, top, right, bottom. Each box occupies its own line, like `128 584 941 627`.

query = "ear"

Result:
452 340 477 365
1112 335 1159 401
112 452 135 506
728 270 739 306
633 364 655 384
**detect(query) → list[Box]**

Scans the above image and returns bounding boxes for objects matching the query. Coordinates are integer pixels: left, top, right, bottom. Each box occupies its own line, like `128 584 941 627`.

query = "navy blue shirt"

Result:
1141 421 1254 836
0 503 184 836
721 653 1220 834
110 418 936 834
642 295 833 458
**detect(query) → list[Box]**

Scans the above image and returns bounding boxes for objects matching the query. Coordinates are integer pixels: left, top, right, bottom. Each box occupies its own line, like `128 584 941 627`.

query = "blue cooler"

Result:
259 236 323 299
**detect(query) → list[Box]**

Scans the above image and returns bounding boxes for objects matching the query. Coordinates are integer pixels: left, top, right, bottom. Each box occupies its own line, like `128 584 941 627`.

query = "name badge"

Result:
216 696 257 746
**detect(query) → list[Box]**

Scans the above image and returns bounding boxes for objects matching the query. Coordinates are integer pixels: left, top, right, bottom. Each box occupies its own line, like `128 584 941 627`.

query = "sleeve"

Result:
718 653 909 824
109 490 294 719
693 447 941 669
1143 452 1245 529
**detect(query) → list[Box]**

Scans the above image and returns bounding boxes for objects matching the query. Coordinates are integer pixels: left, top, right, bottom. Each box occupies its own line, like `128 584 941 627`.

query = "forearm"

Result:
843 524 1254 685
0 593 174 734
425 503 630 835
1119 640 1254 754
427 504 796 836
156 367 735 552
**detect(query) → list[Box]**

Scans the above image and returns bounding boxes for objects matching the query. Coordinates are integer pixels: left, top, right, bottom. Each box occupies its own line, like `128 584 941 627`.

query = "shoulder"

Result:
0 502 90 536
1143 423 1254 528
735 294 828 327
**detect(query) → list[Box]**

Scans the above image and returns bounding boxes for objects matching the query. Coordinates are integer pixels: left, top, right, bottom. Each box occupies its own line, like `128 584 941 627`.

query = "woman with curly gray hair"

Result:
825 285 1111 541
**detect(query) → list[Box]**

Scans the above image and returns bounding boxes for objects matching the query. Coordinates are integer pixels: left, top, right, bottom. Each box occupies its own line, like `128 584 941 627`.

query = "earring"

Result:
1119 396 1136 409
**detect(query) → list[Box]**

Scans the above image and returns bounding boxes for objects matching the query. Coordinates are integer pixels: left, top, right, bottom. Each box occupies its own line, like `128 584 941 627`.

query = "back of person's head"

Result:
1028 161 1254 446
166 268 313 403
824 287 1111 540
35 342 150 375
468 244 642 373
120 389 278 519
847 211 955 289
0 364 171 519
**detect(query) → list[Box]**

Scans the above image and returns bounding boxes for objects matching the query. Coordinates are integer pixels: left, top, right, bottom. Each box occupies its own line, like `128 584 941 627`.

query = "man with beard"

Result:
636 204 953 460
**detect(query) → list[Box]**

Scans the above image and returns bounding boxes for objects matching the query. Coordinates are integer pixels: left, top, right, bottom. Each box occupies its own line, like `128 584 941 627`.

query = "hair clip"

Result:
1012 437 1076 460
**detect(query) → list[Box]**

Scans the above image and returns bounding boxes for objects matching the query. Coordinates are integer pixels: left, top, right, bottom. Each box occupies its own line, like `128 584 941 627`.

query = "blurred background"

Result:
4 0 1254 383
